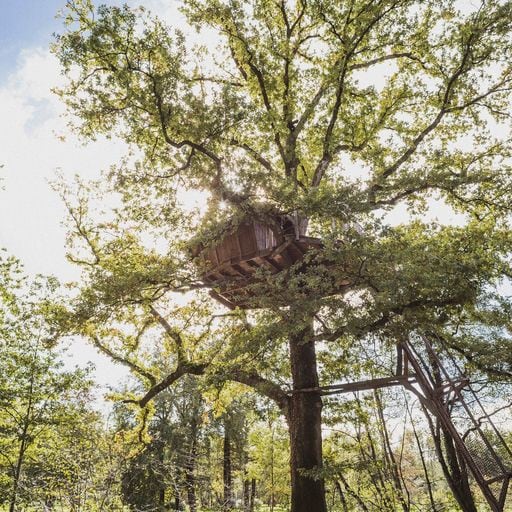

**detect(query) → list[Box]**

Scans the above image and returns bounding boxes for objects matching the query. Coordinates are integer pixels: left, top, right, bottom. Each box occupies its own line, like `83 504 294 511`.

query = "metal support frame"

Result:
303 337 512 511
399 338 512 512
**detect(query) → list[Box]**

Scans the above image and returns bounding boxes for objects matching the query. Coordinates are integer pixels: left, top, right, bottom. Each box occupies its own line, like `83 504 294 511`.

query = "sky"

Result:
0 0 185 407
0 0 65 80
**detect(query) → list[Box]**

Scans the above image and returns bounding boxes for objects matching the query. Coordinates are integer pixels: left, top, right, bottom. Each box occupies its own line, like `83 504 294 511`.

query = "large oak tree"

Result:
54 1 512 510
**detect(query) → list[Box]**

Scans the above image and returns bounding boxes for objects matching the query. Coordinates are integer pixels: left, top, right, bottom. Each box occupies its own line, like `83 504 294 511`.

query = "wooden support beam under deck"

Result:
295 375 417 396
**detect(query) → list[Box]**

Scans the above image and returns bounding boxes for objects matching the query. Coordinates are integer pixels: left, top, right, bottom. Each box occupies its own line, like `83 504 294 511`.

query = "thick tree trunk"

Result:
287 324 327 512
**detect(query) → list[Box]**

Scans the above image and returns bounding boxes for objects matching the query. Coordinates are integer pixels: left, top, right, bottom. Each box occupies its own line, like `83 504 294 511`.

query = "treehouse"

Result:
191 215 351 309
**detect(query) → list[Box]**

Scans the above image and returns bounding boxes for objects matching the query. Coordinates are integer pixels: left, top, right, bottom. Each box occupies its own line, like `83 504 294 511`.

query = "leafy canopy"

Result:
52 0 512 408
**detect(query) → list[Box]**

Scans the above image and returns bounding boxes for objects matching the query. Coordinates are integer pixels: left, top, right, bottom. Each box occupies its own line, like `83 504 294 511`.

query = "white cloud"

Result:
0 48 126 279
0 47 129 399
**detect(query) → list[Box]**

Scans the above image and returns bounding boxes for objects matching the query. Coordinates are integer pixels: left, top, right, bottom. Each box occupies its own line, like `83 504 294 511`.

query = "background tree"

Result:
118 375 208 511
0 258 105 511
28 407 126 511
53 1 512 511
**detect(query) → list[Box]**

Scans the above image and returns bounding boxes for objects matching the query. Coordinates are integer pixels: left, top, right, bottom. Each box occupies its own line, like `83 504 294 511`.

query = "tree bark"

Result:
425 355 478 512
185 421 198 512
287 323 327 512
223 425 233 511
9 373 35 512
9 432 28 512
250 478 256 512
438 425 478 512
405 396 437 511
374 390 410 511
243 478 250 512
334 480 350 512
337 473 370 512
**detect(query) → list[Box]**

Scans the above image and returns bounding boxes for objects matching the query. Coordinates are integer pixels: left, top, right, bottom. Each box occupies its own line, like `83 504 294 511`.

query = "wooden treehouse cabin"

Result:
191 215 350 309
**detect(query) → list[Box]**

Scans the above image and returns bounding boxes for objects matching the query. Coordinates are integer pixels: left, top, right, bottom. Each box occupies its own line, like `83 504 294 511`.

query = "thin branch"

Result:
148 305 185 361
347 52 426 71
224 22 287 166
91 335 156 386
229 138 276 173
320 295 468 342
312 2 402 187
375 31 477 185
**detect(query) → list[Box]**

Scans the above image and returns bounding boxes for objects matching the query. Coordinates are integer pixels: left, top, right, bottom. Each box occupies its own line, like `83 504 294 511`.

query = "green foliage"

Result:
0 258 125 510
52 0 512 378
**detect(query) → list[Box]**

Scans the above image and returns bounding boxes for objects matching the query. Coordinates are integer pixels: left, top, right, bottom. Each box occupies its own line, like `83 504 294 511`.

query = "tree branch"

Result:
148 305 185 361
135 361 207 407
347 52 425 71
312 2 402 187
229 138 276 173
374 31 477 185
91 335 156 386
228 368 290 412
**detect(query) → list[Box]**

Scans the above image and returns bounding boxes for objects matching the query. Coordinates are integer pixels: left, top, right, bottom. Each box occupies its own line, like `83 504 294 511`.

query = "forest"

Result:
2 0 512 511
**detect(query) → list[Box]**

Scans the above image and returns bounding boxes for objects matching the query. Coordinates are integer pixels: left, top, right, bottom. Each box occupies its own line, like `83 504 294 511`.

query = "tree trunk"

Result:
425 355 478 512
185 445 197 512
337 473 370 512
249 478 256 512
374 390 410 511
287 324 327 512
155 438 166 511
243 478 250 512
438 425 478 512
9 435 27 512
334 480 350 512
223 425 233 511
9 376 34 512
185 417 198 512
405 396 437 511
